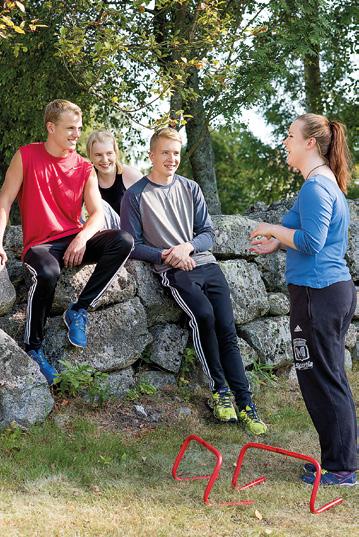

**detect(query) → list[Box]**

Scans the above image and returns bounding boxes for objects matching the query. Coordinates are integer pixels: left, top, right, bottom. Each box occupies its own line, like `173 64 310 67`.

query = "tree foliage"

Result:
259 0 358 155
0 0 356 211
0 1 96 179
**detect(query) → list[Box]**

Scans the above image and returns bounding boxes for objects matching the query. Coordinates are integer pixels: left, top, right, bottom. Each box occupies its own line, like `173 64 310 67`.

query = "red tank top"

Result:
18 143 93 259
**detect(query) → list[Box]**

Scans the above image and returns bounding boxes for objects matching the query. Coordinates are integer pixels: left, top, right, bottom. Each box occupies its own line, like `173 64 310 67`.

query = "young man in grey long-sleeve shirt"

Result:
120 128 267 434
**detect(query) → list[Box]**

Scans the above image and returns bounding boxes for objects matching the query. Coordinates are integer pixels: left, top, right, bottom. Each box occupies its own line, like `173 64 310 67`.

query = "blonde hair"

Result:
150 128 182 151
44 99 82 128
297 113 351 194
86 130 123 174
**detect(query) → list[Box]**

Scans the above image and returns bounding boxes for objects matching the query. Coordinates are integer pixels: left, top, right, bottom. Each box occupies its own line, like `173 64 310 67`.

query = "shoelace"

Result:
245 405 260 422
218 392 233 408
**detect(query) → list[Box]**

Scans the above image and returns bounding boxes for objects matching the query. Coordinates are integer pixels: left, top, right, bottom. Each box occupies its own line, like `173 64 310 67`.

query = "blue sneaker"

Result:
63 305 88 348
303 463 317 473
301 469 357 486
27 348 58 385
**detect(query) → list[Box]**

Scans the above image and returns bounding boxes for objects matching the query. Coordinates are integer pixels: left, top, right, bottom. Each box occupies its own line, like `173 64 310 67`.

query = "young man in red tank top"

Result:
0 100 134 384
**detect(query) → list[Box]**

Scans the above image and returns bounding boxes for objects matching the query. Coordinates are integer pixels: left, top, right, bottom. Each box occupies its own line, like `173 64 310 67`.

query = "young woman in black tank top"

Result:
86 130 142 217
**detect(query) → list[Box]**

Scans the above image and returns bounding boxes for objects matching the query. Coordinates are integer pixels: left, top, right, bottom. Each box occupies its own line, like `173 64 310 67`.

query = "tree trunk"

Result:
303 0 322 114
153 1 221 213
304 47 323 114
184 67 221 214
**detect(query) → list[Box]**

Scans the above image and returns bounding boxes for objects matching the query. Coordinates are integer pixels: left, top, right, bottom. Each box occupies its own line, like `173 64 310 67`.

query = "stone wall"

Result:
0 198 358 429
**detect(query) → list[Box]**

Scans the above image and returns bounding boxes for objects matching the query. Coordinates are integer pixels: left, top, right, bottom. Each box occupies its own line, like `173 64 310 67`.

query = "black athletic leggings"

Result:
23 229 133 349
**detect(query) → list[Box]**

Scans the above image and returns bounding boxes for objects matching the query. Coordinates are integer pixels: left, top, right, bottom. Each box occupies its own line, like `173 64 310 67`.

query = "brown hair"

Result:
297 113 351 194
150 127 182 151
86 130 123 174
44 99 82 129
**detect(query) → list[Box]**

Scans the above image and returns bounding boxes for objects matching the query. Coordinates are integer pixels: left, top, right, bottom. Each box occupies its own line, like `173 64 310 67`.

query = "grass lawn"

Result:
0 368 358 537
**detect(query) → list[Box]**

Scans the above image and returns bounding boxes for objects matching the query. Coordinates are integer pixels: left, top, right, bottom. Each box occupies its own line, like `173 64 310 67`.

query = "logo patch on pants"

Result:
293 337 313 370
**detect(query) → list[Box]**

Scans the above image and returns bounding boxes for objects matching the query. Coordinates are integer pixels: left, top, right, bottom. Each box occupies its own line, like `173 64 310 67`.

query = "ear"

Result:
46 121 55 135
306 137 317 150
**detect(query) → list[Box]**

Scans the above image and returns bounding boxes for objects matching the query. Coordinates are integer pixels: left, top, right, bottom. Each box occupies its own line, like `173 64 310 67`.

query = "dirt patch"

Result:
51 385 210 437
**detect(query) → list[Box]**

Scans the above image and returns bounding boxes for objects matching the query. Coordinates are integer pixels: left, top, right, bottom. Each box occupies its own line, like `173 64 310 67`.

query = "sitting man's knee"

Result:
35 264 61 288
118 230 134 252
196 306 215 328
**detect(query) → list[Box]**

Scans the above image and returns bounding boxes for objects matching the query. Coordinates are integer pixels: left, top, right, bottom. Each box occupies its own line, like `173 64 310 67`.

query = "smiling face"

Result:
283 119 313 169
149 137 181 180
46 110 82 153
91 140 117 178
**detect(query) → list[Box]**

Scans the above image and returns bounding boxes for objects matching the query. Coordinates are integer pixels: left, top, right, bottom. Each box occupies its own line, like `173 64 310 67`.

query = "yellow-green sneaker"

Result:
208 389 238 423
238 403 267 435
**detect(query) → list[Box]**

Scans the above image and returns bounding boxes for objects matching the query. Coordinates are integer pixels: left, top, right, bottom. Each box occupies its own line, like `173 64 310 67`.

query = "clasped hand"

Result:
162 243 196 271
249 223 280 255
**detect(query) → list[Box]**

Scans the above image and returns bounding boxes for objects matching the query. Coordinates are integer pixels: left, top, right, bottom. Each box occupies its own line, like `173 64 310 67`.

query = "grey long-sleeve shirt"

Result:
120 174 217 272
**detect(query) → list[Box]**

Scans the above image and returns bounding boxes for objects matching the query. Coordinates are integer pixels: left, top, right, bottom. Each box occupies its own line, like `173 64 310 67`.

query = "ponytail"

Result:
328 121 351 194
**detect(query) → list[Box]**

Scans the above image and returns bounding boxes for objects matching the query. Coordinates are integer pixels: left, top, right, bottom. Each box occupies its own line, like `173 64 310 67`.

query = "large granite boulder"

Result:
0 329 54 430
244 197 296 224
238 337 259 368
148 324 189 373
239 316 292 366
126 260 182 326
0 267 16 316
354 288 359 320
219 260 269 325
352 321 359 362
346 222 359 283
3 225 23 286
0 305 26 344
253 250 288 293
268 293 290 316
348 199 359 221
345 323 357 350
139 370 177 389
52 265 137 313
212 214 257 259
44 298 152 371
107 368 136 398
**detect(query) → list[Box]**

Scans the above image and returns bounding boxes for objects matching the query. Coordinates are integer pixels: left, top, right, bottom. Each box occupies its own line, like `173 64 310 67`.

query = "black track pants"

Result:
288 280 357 472
23 229 133 349
161 263 251 407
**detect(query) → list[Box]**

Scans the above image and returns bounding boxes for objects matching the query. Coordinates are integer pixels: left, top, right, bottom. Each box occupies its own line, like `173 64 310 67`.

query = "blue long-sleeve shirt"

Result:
282 175 351 288
120 174 216 272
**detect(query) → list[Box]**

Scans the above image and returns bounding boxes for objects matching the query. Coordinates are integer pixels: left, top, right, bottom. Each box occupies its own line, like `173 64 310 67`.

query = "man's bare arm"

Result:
0 151 24 265
63 170 104 267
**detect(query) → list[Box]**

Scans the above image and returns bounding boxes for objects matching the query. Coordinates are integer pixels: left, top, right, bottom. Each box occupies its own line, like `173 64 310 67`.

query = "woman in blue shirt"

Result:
250 113 357 486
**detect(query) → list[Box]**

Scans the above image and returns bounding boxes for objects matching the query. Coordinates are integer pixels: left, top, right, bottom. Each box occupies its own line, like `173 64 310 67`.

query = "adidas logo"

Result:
294 325 302 332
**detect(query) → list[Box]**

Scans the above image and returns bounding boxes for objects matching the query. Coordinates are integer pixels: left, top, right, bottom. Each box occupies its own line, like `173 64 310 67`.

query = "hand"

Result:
250 222 276 240
162 243 194 266
63 234 87 268
0 246 8 268
175 258 197 271
162 244 196 271
250 236 281 255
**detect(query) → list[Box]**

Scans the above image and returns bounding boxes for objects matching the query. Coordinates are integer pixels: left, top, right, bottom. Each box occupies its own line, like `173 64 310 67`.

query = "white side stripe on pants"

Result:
23 262 39 345
161 271 214 390
89 240 134 309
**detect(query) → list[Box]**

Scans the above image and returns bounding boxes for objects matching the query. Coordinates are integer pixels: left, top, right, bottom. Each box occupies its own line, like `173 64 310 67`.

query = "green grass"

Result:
0 373 358 537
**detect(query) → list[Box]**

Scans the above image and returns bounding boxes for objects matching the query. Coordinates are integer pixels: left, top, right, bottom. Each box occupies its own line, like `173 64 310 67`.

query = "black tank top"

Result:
98 173 126 216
